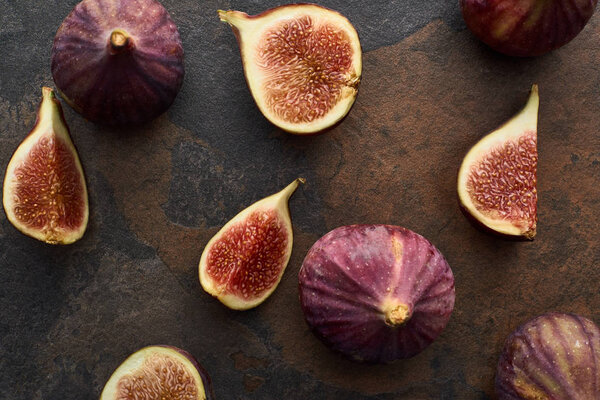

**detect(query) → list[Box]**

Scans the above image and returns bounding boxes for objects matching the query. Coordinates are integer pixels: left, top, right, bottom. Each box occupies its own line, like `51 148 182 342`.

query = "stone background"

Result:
1 1 599 399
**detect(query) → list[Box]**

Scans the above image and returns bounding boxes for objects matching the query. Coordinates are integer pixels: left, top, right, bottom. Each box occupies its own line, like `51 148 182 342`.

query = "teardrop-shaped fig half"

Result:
299 225 455 363
100 345 214 400
219 4 362 134
51 0 184 126
458 85 539 240
3 87 89 245
496 312 600 399
199 178 305 310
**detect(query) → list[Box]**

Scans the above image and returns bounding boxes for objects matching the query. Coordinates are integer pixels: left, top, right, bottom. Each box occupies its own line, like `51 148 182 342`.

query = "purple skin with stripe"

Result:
496 312 600 399
460 0 598 57
51 0 184 126
298 225 455 363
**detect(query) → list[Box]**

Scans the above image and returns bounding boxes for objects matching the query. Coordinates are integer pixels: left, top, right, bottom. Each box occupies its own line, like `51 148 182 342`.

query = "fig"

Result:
51 0 184 126
100 345 214 400
298 225 455 363
2 87 88 245
496 312 600 399
199 178 305 310
460 0 598 57
218 4 362 134
457 85 539 240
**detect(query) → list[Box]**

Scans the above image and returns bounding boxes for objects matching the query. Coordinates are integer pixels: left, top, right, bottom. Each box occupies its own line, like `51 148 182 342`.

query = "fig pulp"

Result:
51 0 184 126
458 85 539 240
3 87 89 245
299 225 455 363
199 178 304 310
461 0 598 57
219 4 362 134
496 313 600 399
100 345 214 400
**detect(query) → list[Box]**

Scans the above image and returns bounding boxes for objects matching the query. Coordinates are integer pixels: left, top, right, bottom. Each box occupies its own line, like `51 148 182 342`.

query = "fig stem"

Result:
384 303 411 327
110 29 131 53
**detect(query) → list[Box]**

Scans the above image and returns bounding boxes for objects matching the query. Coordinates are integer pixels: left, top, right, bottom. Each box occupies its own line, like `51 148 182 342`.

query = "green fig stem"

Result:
279 178 306 201
110 29 132 53
384 303 411 327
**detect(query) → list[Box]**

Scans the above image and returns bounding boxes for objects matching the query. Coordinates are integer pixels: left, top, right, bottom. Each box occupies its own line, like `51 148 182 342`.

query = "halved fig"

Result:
458 85 539 240
51 0 184 126
219 4 362 134
100 345 214 400
199 178 304 310
3 87 89 245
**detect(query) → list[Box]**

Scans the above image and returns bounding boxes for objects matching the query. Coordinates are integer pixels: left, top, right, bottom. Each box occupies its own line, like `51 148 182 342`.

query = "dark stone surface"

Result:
1 1 599 399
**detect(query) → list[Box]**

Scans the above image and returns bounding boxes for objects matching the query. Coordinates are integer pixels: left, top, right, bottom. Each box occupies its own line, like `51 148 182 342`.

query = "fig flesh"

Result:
299 225 455 363
458 85 539 240
219 4 362 134
3 87 89 245
51 0 184 126
461 0 598 57
199 178 304 310
496 312 600 399
100 345 214 400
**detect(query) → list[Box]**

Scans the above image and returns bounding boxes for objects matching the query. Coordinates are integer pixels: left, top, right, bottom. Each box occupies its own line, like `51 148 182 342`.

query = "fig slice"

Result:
218 4 362 134
3 87 89 245
457 85 539 240
100 345 214 400
199 178 305 310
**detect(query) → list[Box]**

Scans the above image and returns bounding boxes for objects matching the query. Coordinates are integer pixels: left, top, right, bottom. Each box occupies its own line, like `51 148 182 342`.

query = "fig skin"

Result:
100 345 214 400
51 0 184 126
457 85 539 240
461 0 598 57
2 87 89 245
218 4 362 135
496 313 600 399
299 225 455 363
199 178 305 310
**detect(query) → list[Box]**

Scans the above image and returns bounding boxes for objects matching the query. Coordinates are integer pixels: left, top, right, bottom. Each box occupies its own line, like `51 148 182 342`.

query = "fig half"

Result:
199 178 305 310
299 225 455 363
51 0 185 126
496 313 600 399
458 85 539 239
3 87 89 245
100 345 213 400
219 4 362 134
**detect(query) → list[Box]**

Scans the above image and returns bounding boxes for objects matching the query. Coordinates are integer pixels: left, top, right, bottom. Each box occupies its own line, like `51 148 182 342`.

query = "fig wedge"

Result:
3 87 89 245
100 345 214 400
458 85 539 240
219 4 362 134
199 178 304 310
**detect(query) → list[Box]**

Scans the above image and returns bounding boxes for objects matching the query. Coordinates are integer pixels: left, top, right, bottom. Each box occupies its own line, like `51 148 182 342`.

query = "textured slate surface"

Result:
1 1 599 399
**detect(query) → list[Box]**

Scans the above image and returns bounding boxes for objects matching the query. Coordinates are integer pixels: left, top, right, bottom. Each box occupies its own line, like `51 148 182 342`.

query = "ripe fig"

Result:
218 4 362 134
299 225 455 363
496 312 600 399
199 178 305 310
100 345 214 400
3 87 89 245
460 0 598 57
457 85 539 240
51 0 184 126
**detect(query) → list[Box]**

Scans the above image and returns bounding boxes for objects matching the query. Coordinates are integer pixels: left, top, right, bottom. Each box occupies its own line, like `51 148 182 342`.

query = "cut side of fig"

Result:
3 87 88 245
458 85 539 240
496 312 600 399
51 0 184 126
219 4 362 134
199 178 305 310
100 345 214 400
299 225 455 363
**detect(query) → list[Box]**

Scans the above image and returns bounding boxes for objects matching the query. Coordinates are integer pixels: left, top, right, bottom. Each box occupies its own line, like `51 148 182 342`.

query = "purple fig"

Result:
51 0 184 126
460 0 598 57
496 312 600 399
298 225 455 363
